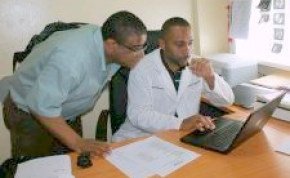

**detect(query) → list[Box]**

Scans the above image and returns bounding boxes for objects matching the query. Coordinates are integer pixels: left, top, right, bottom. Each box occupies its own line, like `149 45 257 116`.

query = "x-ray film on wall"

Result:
274 0 285 9
274 28 284 40
272 43 283 53
273 13 285 25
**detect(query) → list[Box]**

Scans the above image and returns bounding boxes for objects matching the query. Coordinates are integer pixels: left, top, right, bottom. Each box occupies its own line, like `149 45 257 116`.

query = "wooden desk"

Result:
71 107 290 178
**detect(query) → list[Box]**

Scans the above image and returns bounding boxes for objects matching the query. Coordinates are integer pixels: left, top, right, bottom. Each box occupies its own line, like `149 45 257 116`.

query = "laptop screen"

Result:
233 91 286 146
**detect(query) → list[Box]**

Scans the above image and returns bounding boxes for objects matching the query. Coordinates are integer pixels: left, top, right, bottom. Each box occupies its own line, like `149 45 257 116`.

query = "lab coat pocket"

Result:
186 79 202 95
152 85 164 90
187 80 201 87
182 79 202 112
152 85 174 113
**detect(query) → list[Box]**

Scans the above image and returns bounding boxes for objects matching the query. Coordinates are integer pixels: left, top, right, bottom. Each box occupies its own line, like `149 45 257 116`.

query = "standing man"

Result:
113 17 234 142
3 11 147 157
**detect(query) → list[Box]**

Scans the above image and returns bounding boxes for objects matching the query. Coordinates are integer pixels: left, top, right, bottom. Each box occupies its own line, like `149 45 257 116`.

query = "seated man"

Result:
113 17 234 142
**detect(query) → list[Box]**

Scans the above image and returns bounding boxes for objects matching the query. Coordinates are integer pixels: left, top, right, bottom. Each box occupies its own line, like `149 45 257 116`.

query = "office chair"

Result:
95 30 229 142
95 30 161 142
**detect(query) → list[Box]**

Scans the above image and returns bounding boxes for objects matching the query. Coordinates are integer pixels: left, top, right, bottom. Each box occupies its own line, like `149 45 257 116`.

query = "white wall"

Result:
0 0 195 163
195 0 229 55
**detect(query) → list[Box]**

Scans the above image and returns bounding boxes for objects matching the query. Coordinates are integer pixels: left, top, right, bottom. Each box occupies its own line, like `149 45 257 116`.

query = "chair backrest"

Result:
109 30 161 134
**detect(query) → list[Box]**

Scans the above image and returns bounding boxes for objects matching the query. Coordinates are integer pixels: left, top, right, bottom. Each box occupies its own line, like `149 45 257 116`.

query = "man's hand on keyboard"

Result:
180 114 216 132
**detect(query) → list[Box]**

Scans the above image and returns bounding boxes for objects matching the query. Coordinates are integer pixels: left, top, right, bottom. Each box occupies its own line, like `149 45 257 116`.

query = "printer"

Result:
204 53 258 87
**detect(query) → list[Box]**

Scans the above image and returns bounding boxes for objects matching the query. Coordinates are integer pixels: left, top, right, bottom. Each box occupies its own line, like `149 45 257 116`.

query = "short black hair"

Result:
102 11 147 43
161 17 190 38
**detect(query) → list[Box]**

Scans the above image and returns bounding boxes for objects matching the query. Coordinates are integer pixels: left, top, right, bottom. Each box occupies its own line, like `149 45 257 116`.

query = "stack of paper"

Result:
15 155 74 178
106 136 200 178
250 73 290 89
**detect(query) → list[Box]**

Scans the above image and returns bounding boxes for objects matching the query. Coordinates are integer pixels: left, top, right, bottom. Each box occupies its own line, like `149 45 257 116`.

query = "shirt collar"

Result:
107 63 120 81
93 26 107 72
160 49 186 75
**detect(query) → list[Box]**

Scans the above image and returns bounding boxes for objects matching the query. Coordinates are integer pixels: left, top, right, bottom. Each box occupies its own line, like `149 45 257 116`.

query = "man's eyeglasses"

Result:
118 42 148 53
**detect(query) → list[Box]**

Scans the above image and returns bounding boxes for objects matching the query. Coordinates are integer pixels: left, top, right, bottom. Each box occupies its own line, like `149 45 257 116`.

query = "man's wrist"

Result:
205 75 215 90
72 137 85 153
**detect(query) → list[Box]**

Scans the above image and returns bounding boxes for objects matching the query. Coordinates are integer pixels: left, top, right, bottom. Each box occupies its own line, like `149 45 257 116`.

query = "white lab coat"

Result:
113 49 234 142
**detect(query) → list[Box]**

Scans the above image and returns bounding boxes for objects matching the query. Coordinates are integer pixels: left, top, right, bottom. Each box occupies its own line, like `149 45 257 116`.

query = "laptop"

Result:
181 91 286 153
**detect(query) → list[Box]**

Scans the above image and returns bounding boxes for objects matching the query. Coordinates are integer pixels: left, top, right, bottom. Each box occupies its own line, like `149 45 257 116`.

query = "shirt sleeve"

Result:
127 67 183 133
202 73 235 107
26 49 82 118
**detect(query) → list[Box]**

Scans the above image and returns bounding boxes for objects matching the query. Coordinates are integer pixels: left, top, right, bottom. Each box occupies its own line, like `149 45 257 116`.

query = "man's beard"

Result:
171 56 189 68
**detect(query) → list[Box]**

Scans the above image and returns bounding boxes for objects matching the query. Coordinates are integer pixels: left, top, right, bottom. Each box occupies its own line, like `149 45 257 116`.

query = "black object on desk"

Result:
77 152 92 169
199 101 230 118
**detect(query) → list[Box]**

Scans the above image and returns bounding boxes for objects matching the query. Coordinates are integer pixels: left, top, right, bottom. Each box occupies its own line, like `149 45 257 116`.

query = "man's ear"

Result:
104 39 117 53
103 39 118 63
158 38 165 50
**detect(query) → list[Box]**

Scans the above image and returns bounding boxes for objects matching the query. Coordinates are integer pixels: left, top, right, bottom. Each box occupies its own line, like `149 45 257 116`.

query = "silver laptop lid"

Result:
233 91 286 146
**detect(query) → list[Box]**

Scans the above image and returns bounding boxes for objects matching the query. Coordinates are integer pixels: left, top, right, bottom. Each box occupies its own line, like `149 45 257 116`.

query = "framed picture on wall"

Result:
259 14 270 23
257 0 271 11
272 43 283 53
274 0 285 9
274 28 284 40
273 13 285 25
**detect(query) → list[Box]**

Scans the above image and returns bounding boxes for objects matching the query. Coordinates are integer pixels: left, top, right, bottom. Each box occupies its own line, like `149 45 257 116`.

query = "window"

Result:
233 0 289 66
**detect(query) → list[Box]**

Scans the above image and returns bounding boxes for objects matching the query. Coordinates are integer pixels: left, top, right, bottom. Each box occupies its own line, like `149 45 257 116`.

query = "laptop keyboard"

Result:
182 118 243 151
205 119 243 150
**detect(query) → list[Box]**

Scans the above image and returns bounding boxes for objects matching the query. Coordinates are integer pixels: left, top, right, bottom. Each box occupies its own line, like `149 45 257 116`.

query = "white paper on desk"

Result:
14 155 74 178
106 136 200 178
275 140 290 156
